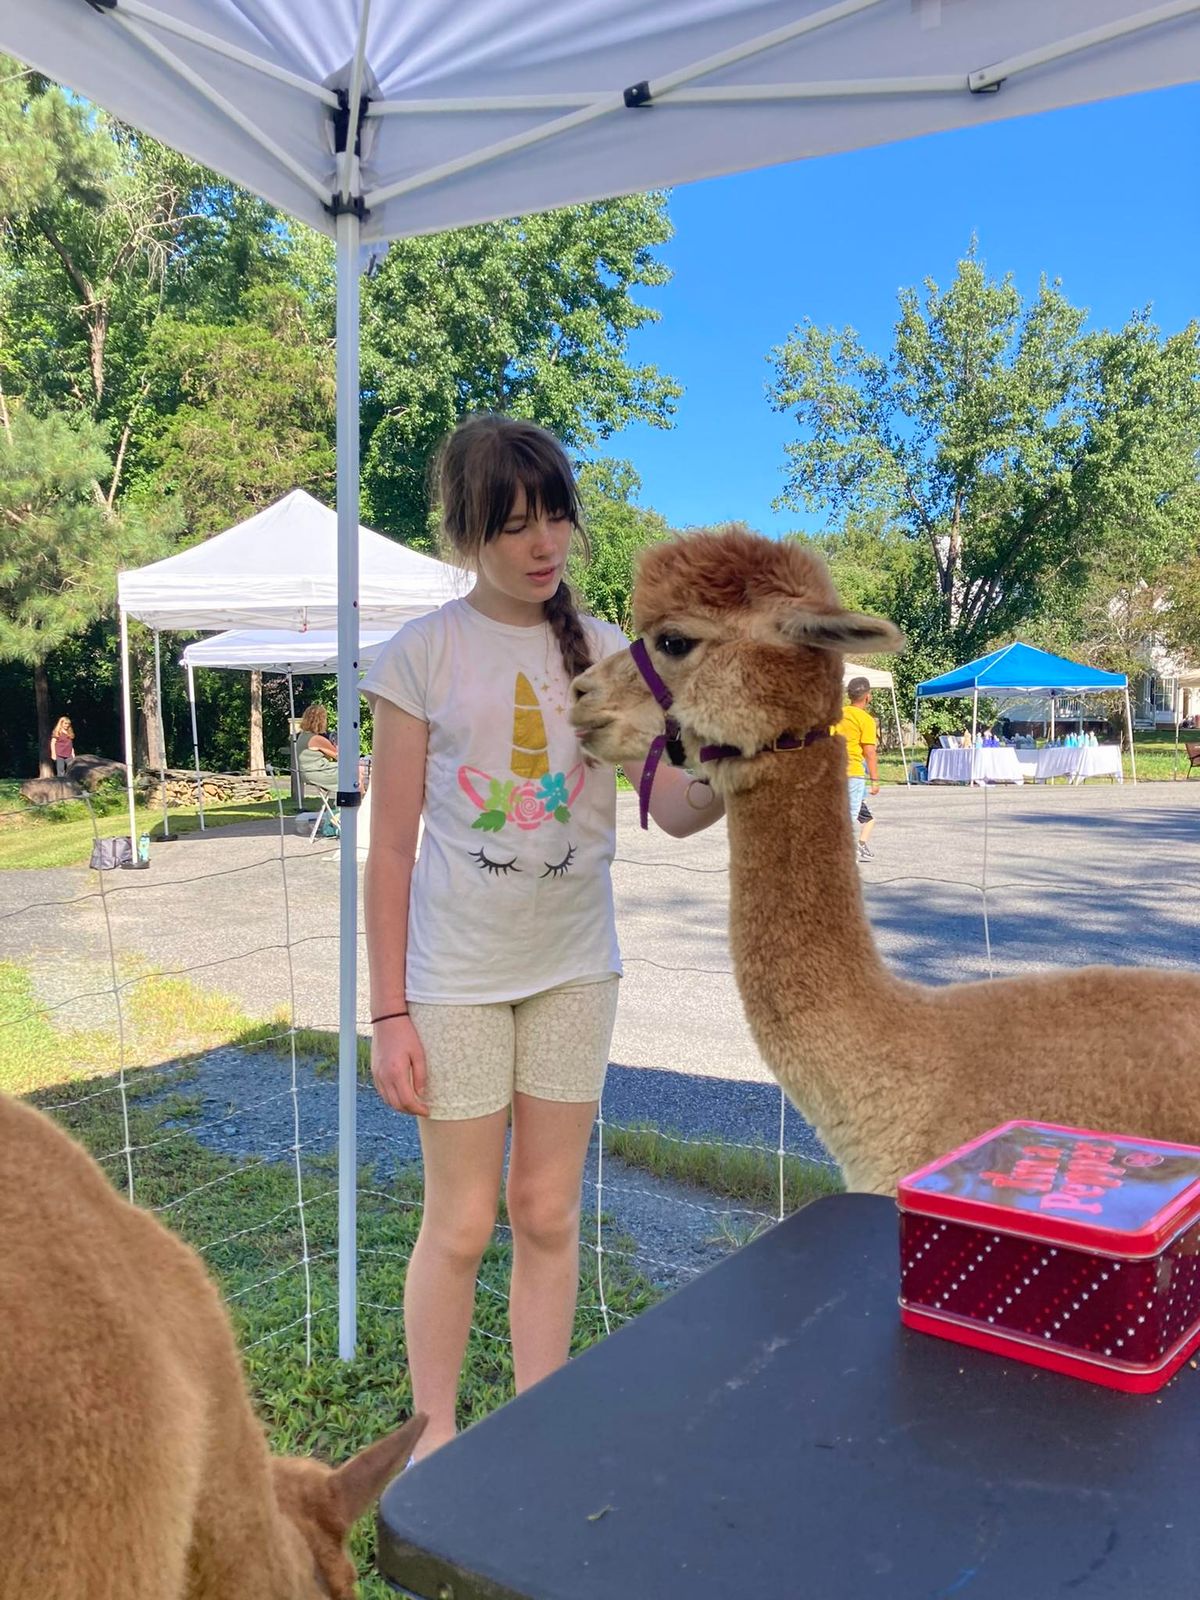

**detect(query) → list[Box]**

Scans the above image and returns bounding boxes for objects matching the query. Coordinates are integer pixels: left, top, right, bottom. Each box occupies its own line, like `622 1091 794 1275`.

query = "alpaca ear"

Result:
329 1414 428 1531
775 604 905 656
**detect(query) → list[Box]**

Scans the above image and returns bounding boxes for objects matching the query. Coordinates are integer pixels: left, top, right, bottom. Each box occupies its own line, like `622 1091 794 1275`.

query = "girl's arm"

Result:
364 700 430 1115
620 759 725 839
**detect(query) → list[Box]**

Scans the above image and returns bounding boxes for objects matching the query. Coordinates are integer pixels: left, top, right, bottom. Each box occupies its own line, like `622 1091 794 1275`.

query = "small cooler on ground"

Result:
898 1119 1200 1393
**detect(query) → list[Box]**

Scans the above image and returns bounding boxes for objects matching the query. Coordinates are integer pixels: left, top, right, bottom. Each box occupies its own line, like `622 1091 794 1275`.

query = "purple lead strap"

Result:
629 638 680 830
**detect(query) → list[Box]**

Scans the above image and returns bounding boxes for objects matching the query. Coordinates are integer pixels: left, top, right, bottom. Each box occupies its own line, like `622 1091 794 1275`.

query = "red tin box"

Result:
897 1120 1200 1393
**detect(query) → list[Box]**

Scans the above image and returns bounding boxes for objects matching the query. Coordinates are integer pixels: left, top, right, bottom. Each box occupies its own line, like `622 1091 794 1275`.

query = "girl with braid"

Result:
363 413 722 1460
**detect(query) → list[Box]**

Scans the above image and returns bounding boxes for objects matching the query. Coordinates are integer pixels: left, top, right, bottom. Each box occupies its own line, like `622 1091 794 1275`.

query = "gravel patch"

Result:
140 1045 815 1290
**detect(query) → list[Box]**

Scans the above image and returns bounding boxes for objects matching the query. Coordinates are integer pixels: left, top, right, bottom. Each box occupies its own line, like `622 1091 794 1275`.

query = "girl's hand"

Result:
371 1015 429 1117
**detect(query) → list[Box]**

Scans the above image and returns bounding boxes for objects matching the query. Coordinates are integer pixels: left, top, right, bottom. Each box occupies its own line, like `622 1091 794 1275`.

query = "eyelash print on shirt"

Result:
470 847 521 875
541 843 576 879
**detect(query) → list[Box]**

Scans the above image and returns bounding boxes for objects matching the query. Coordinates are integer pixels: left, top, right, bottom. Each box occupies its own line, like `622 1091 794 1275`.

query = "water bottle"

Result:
137 833 151 865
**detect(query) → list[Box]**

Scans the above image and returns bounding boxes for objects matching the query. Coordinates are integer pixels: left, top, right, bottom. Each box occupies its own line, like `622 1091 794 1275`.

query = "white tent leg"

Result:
971 687 979 783
287 670 300 810
118 608 140 864
890 682 910 784
186 661 206 831
154 629 171 839
1124 686 1138 784
1049 694 1056 743
335 208 362 1362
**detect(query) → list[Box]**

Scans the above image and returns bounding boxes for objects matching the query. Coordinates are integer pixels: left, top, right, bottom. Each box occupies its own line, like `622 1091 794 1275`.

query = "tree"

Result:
359 197 681 545
130 286 335 535
571 459 672 631
0 408 170 772
768 246 1200 664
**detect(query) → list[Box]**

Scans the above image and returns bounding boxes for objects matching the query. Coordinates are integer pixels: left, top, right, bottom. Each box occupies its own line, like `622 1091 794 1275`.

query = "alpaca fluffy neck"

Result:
723 736 902 1139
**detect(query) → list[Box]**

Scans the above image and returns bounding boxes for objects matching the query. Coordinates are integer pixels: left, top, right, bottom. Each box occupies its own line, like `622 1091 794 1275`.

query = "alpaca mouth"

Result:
571 714 614 748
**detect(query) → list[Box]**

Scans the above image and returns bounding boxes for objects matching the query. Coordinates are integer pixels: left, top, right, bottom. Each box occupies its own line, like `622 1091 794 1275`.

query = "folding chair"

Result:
298 752 340 841
304 783 338 841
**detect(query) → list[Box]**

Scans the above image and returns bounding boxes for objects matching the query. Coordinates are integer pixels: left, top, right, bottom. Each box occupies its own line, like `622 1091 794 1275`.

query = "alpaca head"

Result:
269 1414 426 1597
570 525 903 788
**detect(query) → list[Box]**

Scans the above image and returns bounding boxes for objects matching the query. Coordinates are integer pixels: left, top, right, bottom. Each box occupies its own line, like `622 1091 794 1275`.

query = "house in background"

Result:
1134 640 1200 729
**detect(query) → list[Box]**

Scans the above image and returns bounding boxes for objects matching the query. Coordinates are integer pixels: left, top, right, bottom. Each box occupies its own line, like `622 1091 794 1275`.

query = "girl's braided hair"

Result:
432 413 593 682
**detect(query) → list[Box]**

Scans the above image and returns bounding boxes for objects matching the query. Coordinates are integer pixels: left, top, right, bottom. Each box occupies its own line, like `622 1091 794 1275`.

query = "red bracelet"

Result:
371 1010 409 1025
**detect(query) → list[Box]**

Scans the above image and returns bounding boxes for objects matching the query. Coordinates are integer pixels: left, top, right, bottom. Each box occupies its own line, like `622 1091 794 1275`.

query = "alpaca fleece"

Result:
570 525 1200 1194
0 1093 423 1599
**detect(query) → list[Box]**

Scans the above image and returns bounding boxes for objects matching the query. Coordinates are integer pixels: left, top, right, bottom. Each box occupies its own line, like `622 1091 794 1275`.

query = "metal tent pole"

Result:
186 661 206 831
118 608 141 866
335 206 362 1363
1124 686 1138 784
287 670 300 810
890 681 910 784
154 629 171 839
1049 693 1056 743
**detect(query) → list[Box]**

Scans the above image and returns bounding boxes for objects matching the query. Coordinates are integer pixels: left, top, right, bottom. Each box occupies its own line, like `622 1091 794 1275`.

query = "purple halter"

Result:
629 638 685 829
627 637 830 830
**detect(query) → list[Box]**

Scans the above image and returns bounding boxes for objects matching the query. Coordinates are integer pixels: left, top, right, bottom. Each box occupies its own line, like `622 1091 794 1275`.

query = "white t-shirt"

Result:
362 598 628 1004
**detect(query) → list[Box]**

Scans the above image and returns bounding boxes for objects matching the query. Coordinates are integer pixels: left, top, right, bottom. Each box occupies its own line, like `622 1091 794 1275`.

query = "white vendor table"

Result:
1034 744 1124 784
927 747 1025 785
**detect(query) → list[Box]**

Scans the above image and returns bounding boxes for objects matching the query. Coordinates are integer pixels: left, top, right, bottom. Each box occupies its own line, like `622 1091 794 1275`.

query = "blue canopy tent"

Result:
915 642 1136 781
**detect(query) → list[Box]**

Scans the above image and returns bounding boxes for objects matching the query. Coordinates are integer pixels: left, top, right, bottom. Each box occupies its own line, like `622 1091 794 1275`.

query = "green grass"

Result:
0 795 298 871
604 1119 844 1219
0 959 260 1095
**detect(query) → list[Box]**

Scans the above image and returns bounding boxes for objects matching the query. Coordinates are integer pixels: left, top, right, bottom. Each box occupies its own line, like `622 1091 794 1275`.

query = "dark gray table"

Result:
377 1193 1198 1598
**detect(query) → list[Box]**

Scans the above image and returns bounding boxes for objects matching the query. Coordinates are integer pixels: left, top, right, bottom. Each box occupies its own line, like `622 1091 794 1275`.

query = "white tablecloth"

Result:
1034 745 1124 784
1013 749 1041 778
927 747 1025 785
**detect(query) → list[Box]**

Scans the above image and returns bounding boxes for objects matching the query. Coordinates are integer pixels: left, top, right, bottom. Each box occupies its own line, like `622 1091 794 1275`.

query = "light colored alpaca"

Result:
571 526 1200 1194
0 1093 424 1600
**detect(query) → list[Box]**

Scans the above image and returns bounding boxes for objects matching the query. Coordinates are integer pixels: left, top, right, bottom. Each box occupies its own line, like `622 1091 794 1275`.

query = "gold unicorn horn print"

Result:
511 672 550 780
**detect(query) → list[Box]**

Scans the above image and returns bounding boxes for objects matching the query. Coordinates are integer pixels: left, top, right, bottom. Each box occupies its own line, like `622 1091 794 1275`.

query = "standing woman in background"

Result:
362 413 723 1461
50 716 75 777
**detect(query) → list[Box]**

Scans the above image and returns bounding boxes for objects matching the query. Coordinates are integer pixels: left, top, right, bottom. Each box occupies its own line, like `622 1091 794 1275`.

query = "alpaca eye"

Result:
541 844 576 879
469 848 521 875
657 634 695 658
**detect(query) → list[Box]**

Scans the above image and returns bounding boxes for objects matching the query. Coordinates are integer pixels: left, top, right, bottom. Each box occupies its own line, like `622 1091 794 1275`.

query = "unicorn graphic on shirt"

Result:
458 673 585 835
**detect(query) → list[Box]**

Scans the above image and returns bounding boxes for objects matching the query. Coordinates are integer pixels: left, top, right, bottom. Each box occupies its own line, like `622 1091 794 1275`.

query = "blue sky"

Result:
615 82 1199 538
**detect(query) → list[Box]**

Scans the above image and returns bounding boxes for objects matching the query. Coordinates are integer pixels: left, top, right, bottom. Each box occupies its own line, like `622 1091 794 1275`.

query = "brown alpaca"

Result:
571 525 1200 1194
0 1093 425 1600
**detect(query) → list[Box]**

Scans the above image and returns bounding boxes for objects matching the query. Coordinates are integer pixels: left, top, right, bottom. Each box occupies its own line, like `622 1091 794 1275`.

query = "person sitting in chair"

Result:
296 704 339 793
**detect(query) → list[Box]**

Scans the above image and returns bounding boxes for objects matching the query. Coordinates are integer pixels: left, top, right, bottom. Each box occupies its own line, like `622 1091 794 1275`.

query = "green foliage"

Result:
572 458 671 631
769 243 1200 668
130 287 335 535
359 198 681 543
0 408 171 668
0 76 682 772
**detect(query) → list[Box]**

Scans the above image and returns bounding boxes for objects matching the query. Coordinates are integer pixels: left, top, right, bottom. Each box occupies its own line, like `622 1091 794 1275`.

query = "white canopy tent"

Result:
181 625 399 675
9 0 1197 1358
179 626 399 824
842 659 909 780
116 490 460 841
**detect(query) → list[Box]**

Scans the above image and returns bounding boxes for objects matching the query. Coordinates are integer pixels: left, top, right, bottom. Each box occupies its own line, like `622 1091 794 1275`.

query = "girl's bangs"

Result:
484 440 579 540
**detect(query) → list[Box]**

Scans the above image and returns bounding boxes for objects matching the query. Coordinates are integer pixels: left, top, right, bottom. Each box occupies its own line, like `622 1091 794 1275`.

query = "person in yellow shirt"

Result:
832 677 880 861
